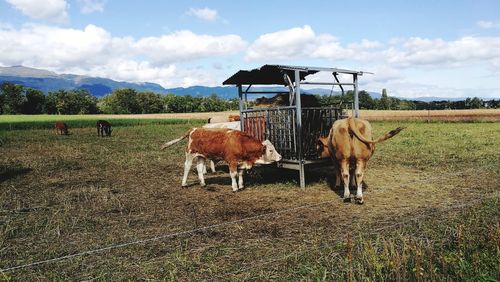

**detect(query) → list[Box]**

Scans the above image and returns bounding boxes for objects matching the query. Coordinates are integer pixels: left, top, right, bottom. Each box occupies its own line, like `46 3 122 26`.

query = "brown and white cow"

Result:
202 121 241 173
317 117 404 204
54 121 69 135
161 128 281 191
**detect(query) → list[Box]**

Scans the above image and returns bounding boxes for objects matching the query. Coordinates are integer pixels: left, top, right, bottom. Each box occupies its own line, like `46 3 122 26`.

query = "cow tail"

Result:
372 126 405 143
347 117 405 144
161 128 192 150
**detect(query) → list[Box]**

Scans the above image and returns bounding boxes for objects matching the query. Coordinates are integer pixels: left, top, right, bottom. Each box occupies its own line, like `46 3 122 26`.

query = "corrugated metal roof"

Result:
222 64 361 85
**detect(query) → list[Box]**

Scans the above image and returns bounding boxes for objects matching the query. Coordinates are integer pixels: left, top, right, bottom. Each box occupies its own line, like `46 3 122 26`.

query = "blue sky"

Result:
1 0 500 98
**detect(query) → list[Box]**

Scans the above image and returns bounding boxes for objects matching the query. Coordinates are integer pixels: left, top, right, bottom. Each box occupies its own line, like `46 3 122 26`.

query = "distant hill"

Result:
0 66 490 102
0 66 168 97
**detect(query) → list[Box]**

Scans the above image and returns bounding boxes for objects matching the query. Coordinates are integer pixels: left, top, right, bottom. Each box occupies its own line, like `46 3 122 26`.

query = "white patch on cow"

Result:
196 157 206 186
230 170 238 191
255 140 282 164
238 169 244 188
239 161 253 170
187 128 197 153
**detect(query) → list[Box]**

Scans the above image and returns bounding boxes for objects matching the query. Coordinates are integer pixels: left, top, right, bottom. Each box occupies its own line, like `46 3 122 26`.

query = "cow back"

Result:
332 119 373 160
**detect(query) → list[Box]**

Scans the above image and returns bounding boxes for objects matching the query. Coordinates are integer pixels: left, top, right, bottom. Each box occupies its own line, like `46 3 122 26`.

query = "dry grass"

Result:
0 120 499 280
356 109 500 121
103 108 500 121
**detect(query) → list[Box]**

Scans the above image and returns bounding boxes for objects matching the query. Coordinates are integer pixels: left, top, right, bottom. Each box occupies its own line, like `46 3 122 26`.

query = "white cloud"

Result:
5 0 69 23
188 7 218 21
362 65 403 83
385 36 500 68
245 25 382 62
477 20 500 29
133 30 247 64
370 81 499 99
0 23 246 87
0 24 119 68
245 25 317 61
77 0 105 14
347 39 383 49
246 26 500 73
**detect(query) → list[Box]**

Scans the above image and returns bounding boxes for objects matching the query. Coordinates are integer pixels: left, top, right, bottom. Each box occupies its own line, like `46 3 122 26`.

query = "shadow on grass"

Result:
0 165 32 183
186 163 369 199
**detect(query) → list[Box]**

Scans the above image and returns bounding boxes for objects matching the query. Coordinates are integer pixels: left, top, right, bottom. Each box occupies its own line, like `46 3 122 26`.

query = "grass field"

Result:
0 114 499 280
1 108 497 130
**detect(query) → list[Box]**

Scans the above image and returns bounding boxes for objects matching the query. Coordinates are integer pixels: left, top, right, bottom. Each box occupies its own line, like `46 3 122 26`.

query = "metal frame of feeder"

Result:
223 65 365 188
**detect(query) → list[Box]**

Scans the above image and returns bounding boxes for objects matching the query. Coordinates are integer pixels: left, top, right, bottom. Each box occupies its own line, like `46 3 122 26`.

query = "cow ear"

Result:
262 145 267 153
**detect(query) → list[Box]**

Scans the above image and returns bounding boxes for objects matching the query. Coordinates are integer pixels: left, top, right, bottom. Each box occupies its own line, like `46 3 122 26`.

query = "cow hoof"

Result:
355 197 364 205
200 183 206 187
343 197 351 203
181 185 188 188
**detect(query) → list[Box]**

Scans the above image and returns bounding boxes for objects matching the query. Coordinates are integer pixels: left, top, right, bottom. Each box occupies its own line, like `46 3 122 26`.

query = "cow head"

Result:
62 124 69 135
255 140 282 164
317 136 330 158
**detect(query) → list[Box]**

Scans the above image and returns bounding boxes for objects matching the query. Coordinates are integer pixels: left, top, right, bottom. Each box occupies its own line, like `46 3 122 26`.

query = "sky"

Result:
1 0 500 98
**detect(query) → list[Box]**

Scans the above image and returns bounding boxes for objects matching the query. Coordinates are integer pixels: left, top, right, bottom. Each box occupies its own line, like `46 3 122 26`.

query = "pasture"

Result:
0 115 499 281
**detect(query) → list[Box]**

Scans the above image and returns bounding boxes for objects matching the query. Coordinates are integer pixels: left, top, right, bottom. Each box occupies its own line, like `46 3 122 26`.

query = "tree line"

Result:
317 89 498 110
0 82 497 115
0 82 239 114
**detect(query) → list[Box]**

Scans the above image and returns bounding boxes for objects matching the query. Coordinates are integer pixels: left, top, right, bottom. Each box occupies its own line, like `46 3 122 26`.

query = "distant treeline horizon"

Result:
0 82 498 115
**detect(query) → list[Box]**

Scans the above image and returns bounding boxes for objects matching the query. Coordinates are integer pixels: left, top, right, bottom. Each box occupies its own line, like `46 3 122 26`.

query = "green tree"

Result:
469 97 482 109
99 88 140 114
22 88 45 114
137 91 164 113
358 90 375 109
0 82 26 114
398 100 416 110
380 88 392 110
45 89 98 114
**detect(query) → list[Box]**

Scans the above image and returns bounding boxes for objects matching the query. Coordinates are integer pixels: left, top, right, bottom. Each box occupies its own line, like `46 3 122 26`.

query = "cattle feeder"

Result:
223 64 365 188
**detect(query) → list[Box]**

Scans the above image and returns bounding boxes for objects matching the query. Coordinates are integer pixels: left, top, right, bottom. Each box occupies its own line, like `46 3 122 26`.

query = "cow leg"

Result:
340 160 351 201
237 169 244 189
210 160 216 173
182 153 195 187
196 157 206 187
202 160 208 174
229 163 238 192
354 161 366 204
335 165 341 188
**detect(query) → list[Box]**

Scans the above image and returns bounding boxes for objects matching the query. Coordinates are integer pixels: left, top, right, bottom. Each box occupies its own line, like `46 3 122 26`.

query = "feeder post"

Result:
353 73 359 118
294 70 305 189
238 85 244 131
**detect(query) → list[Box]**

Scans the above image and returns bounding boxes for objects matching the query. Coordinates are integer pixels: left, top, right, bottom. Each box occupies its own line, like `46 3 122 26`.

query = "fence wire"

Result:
1 168 497 274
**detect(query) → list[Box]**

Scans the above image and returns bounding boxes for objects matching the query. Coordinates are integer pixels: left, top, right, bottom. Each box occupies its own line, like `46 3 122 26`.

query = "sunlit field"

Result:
0 114 498 280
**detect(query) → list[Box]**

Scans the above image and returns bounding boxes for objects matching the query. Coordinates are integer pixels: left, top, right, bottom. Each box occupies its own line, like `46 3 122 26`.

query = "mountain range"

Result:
0 66 481 102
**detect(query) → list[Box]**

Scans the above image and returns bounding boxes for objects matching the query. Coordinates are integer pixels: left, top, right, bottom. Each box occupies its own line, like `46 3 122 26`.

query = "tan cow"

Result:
161 128 281 191
318 117 404 204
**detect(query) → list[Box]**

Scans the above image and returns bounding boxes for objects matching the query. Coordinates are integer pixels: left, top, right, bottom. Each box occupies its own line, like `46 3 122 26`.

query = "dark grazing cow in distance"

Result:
54 121 69 135
96 120 112 137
